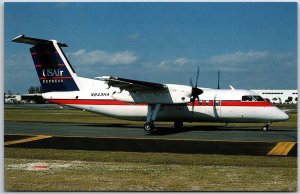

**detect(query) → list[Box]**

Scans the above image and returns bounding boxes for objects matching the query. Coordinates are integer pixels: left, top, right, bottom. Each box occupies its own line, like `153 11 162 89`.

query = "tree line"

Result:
6 86 42 95
27 86 42 94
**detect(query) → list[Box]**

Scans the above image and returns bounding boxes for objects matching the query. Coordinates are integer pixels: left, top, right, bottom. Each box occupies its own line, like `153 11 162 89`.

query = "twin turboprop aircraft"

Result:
12 35 289 132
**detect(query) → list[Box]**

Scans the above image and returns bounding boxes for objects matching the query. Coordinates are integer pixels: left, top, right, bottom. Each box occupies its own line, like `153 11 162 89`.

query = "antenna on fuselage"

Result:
217 70 220 89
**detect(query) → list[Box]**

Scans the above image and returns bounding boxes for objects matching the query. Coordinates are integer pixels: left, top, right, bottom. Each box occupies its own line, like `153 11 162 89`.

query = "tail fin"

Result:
12 35 80 92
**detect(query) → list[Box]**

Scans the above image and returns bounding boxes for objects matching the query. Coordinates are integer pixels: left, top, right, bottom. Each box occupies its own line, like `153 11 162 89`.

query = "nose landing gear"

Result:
262 123 271 131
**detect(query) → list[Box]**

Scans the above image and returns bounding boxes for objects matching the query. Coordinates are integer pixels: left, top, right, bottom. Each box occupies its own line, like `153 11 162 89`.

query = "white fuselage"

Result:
43 77 289 123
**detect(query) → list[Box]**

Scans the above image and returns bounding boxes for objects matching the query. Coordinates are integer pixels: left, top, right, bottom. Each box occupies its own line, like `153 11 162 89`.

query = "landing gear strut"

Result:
262 123 270 131
144 104 161 133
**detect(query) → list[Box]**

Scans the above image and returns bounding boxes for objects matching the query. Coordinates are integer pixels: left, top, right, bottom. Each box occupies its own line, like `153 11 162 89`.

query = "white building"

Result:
4 93 44 104
251 89 298 104
4 94 21 103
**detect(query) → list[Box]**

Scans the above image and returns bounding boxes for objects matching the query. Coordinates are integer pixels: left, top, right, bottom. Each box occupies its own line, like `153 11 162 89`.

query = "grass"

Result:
4 148 297 192
4 108 297 128
4 109 143 124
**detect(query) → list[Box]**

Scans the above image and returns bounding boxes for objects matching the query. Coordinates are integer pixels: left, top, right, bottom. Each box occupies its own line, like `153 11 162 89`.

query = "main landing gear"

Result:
144 104 185 133
144 122 155 132
144 121 184 132
144 104 161 133
144 121 184 133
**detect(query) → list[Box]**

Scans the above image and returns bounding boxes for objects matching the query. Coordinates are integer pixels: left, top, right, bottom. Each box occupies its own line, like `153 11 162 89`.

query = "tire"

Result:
144 122 154 132
262 125 270 131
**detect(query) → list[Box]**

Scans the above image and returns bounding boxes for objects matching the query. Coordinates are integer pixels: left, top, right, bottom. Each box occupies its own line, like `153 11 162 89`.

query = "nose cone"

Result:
280 111 289 121
275 109 289 121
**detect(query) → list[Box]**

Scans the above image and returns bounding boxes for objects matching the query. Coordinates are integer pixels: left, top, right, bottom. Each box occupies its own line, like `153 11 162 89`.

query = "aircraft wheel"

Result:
144 122 155 132
262 125 270 131
174 121 183 129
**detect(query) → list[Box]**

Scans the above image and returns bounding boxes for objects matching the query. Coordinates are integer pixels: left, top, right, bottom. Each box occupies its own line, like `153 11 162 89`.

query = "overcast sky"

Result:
4 2 297 93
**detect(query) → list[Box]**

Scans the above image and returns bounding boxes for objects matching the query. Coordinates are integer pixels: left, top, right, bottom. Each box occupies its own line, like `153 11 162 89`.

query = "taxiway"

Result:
5 121 297 142
4 121 297 156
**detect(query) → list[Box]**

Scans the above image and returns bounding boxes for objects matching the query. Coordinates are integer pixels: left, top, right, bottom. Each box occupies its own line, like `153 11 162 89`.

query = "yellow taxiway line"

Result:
267 142 296 156
4 135 52 146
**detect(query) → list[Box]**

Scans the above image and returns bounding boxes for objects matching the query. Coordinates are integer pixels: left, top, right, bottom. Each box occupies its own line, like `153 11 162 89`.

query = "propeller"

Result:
190 67 203 112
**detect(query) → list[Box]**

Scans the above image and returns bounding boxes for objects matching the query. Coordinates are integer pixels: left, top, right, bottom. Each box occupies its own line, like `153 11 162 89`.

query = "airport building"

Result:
4 93 45 104
4 94 21 104
251 89 298 104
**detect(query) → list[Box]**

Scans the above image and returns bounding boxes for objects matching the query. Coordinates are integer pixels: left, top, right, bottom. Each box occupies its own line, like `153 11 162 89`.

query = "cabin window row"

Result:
198 100 214 106
262 92 283 94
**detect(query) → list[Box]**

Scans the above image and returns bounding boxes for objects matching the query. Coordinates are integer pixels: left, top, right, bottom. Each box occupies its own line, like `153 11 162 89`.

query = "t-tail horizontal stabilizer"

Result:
12 34 68 47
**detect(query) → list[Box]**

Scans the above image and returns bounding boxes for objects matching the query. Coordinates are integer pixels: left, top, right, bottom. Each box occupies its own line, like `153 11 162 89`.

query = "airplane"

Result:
12 34 289 132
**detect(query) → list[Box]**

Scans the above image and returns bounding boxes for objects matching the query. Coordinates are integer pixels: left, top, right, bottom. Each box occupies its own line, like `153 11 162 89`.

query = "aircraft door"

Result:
213 97 221 118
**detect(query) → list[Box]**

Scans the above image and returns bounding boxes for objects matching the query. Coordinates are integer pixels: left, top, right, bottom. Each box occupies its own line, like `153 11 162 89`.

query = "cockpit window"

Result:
242 96 253 101
242 95 265 102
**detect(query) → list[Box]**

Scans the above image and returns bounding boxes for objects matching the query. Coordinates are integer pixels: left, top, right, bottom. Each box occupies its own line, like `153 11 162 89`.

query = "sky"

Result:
4 2 297 94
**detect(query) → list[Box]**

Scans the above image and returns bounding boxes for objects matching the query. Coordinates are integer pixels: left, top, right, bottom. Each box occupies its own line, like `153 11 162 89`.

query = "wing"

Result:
96 76 168 92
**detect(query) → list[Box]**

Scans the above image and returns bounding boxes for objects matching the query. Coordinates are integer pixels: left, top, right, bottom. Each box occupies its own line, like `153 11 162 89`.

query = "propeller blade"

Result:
189 77 194 88
189 66 203 114
195 66 199 88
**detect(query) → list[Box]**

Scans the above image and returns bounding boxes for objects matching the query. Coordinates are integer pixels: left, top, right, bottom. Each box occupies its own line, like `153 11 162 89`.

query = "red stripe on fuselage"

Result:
221 101 272 107
31 51 58 55
48 99 273 107
35 64 65 68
